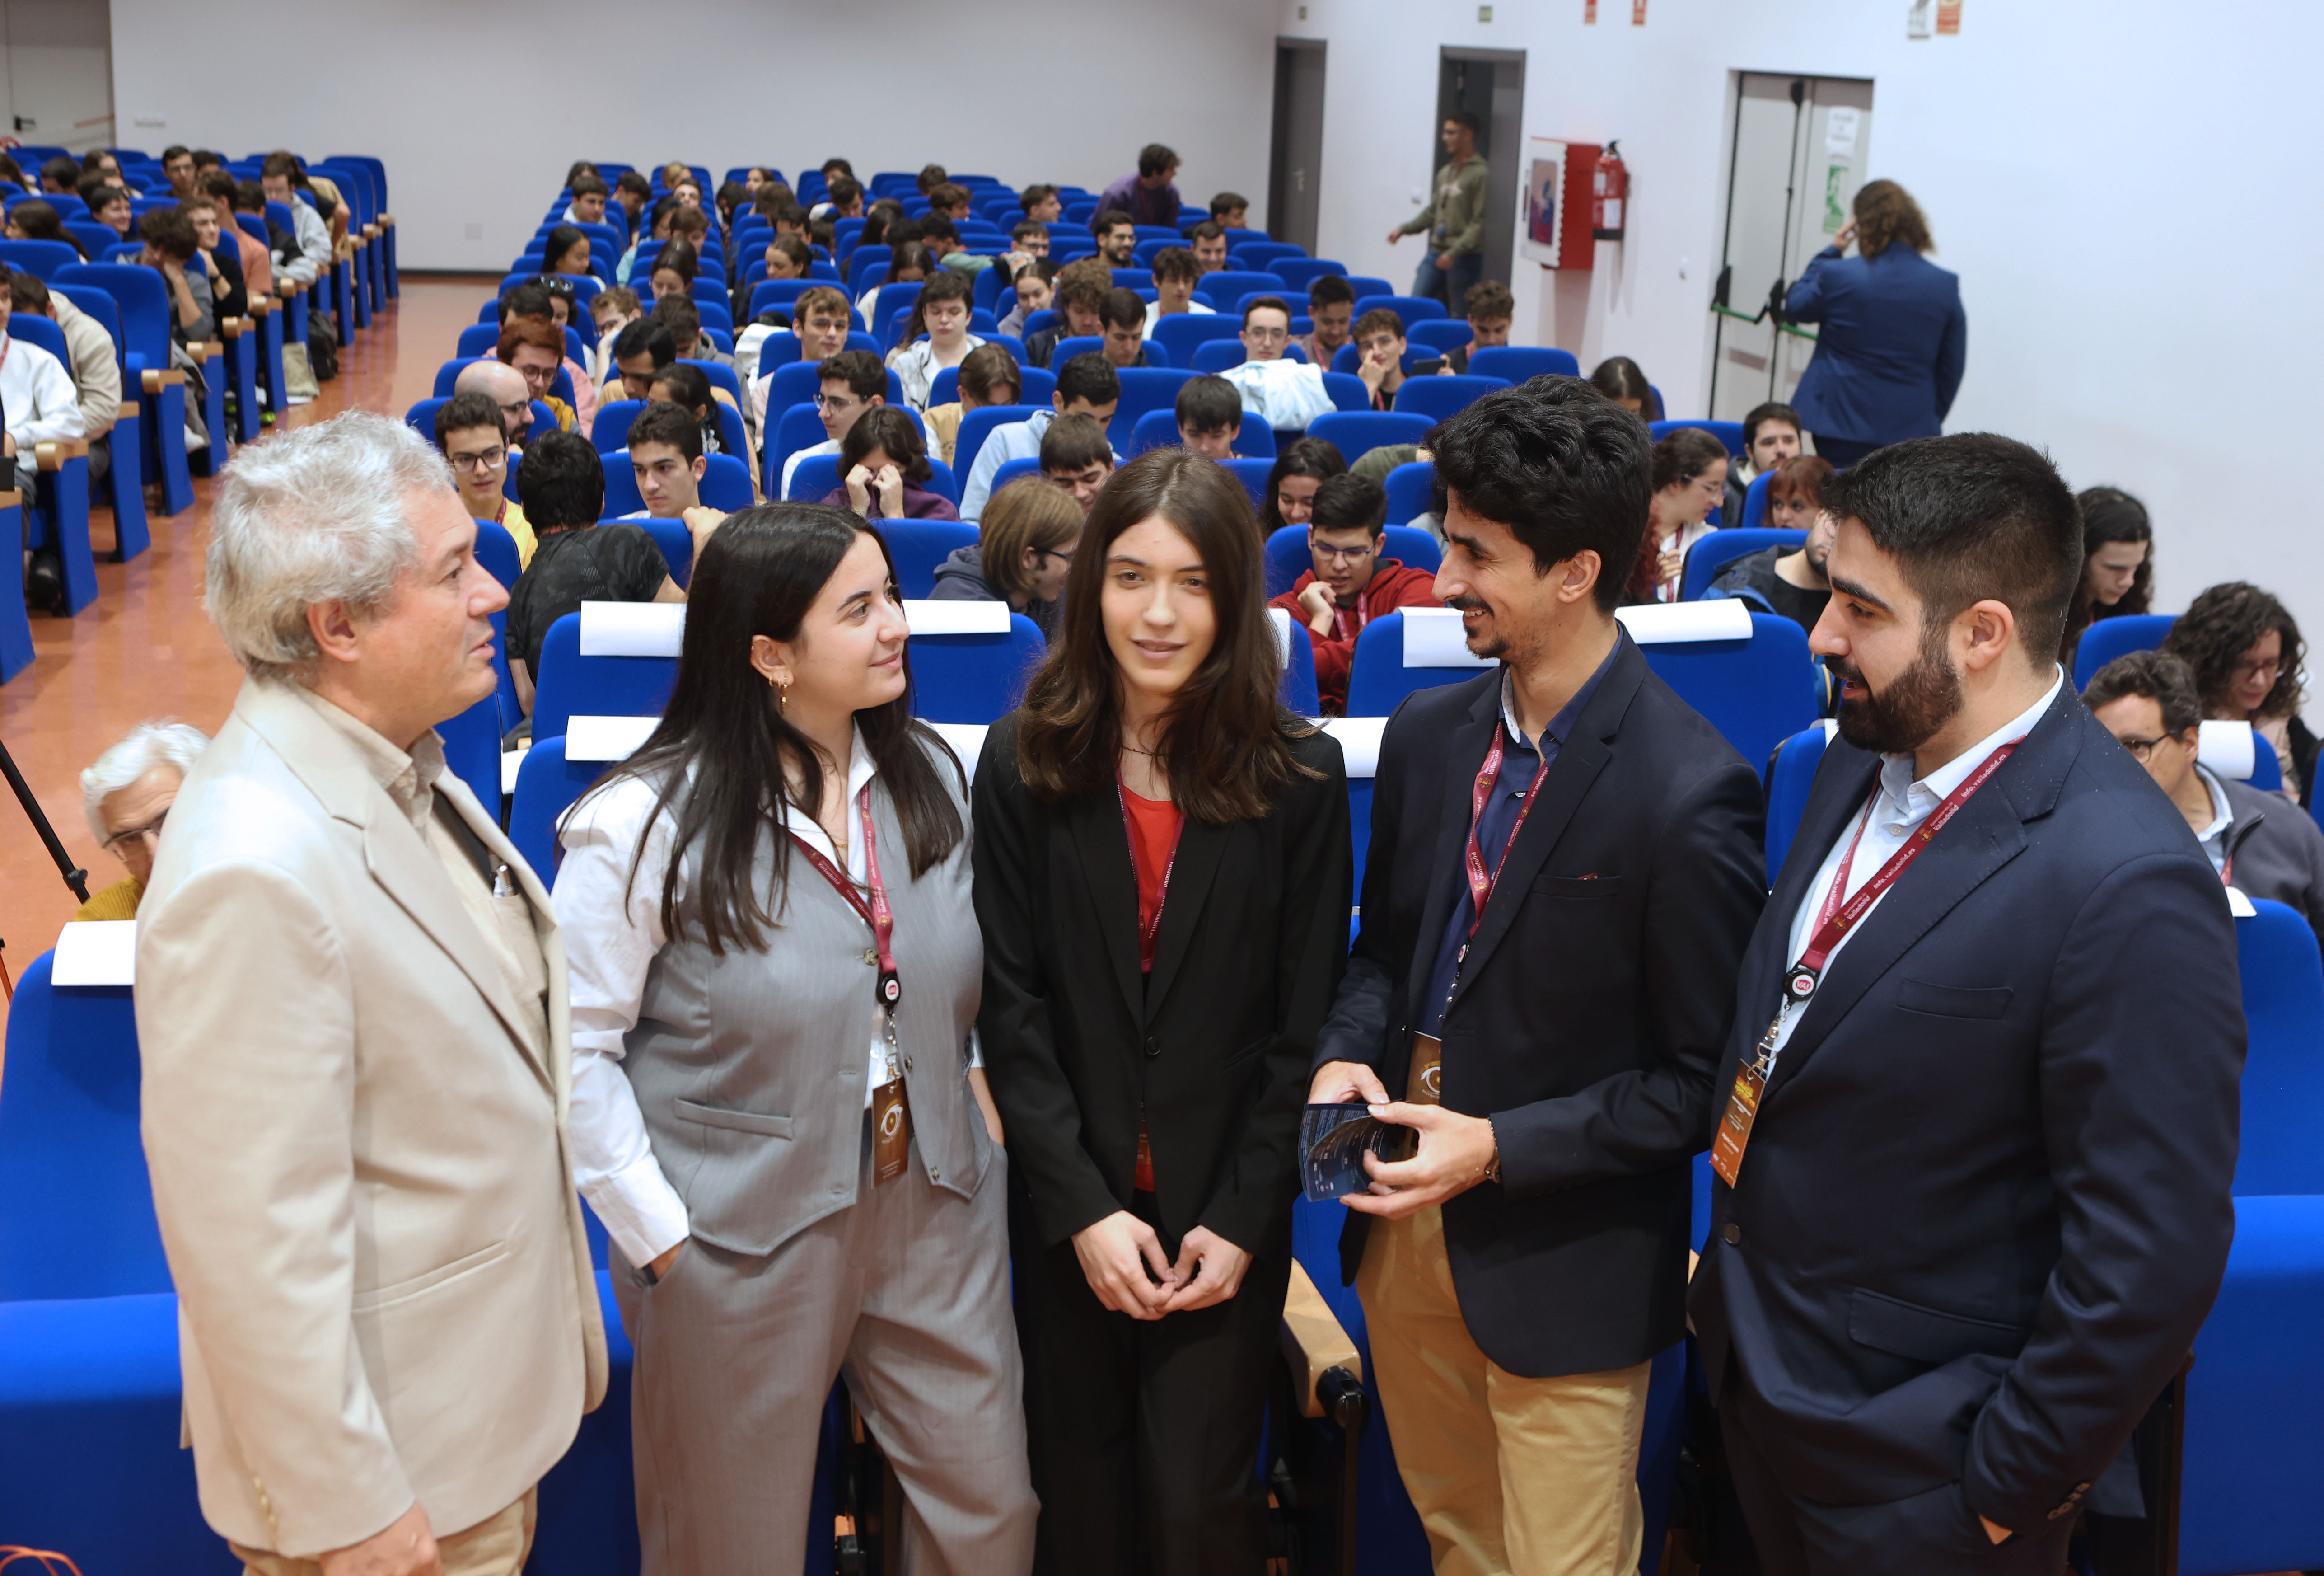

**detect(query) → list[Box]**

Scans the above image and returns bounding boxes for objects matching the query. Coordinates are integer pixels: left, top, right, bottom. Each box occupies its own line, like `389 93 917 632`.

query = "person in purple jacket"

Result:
1096 144 1182 230
820 407 960 521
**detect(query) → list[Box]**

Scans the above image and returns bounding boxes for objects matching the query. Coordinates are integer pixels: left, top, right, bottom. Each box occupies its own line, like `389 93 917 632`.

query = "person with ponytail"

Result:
554 504 1035 1573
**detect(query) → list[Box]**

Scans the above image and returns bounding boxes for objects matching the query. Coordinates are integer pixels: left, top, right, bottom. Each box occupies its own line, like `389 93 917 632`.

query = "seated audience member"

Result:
1725 400 1802 519
1353 306 1408 409
189 149 227 176
859 200 904 251
781 347 887 497
1174 375 1244 459
820 406 960 522
162 145 197 198
39 156 79 195
188 182 261 307
591 286 644 385
1706 455 1837 635
501 279 599 436
1188 220 1229 276
225 180 282 291
1019 184 1063 225
140 208 215 346
761 233 813 282
1143 247 1214 335
433 390 533 564
920 216 982 275
5 199 91 259
888 271 984 412
607 318 678 405
926 181 973 224
615 402 731 556
612 169 652 241
541 225 592 278
648 238 699 305
1267 472 1440 714
714 180 748 234
9 271 118 484
1040 412 1114 516
1588 354 1661 420
82 180 135 241
1629 426 1728 602
1025 259 1112 369
72 721 210 922
917 163 951 196
617 195 680 282
0 154 33 196
1099 144 1183 228
1438 279 1513 373
0 266 89 455
454 358 537 456
1220 297 1335 429
2164 582 2320 807
923 341 1023 465
859 241 933 342
747 283 856 432
1098 287 1152 368
999 258 1059 338
80 149 140 196
929 475 1080 638
652 295 726 368
2086 649 2324 951
822 174 866 221
564 173 610 226
258 154 332 298
1296 275 1356 366
1258 436 1348 534
1210 192 1249 229
1010 218 1051 260
505 428 684 714
499 319 578 432
1093 211 1139 268
649 361 736 459
958 352 1121 520
2063 485 2154 668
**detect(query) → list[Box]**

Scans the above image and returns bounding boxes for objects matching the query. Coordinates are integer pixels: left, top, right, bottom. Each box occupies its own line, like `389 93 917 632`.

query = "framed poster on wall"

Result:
1520 136 1598 269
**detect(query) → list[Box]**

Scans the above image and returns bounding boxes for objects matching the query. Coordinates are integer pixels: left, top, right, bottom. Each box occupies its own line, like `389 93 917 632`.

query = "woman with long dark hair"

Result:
540 223 592 277
4 198 91 259
555 504 1035 1573
2061 485 2154 668
2163 581 2319 808
973 448 1352 1574
1258 434 1347 534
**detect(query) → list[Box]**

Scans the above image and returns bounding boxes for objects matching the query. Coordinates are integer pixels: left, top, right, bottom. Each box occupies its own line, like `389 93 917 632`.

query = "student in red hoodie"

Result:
1269 472 1441 713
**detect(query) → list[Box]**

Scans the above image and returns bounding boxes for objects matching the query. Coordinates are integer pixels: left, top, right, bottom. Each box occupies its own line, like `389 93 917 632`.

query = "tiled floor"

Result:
0 277 501 1037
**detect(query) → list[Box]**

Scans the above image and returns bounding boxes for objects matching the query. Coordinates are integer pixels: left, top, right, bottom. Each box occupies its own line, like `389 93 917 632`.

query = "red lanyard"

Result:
1778 743 2016 1012
786 784 899 1009
1462 722 1552 944
1116 768 1182 969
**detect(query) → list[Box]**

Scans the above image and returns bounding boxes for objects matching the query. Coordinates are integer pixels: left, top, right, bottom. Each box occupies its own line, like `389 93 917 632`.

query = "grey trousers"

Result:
613 1125 1036 1575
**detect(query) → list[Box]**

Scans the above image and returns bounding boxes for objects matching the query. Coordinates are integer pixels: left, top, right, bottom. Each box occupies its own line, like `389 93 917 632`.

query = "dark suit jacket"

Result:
1784 244 1966 446
1688 685 2245 1543
1312 636 1766 1377
973 713 1351 1255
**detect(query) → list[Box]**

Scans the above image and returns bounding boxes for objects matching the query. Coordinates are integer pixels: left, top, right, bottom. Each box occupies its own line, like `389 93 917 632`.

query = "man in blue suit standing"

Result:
1783 181 1966 469
1689 432 2245 1574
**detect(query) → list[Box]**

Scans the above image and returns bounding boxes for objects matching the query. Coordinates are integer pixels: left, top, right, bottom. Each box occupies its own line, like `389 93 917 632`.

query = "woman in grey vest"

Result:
554 503 1035 1575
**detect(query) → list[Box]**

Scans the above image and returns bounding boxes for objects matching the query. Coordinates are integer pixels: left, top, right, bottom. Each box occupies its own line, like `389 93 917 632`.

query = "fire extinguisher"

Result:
1592 141 1627 241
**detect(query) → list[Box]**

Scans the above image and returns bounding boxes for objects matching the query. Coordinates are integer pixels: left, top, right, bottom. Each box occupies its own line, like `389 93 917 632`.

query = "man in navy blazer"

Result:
1310 378 1766 1574
1782 182 1966 468
1688 433 2245 1575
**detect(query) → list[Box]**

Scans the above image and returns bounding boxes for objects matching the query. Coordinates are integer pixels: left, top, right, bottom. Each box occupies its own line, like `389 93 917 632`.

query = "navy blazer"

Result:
1688 685 2244 1545
1313 636 1765 1377
1784 244 1966 446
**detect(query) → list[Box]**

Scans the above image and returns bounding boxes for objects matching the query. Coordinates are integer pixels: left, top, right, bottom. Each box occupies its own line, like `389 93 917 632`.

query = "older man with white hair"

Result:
135 411 606 1576
71 719 210 921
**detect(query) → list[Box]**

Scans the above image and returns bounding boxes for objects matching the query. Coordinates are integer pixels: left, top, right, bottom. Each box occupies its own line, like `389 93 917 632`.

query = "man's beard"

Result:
1832 621 1962 755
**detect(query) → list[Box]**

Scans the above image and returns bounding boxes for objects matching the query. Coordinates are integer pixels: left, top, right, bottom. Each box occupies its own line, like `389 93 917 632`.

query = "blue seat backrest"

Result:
1345 612 1473 717
1307 411 1434 465
2233 898 2324 1196
55 284 128 374
1151 312 1246 367
1683 528 1807 602
1275 606 1320 716
591 399 645 455
1391 374 1509 422
54 262 169 368
2071 613 2177 689
531 611 679 742
1191 340 1253 375
1127 408 1277 459
508 736 608 885
990 456 1043 497
1347 292 1448 324
0 239 84 281
0 955 170 1300
438 692 505 824
1739 469 1774 530
678 357 742 405
1638 613 1820 771
910 612 1048 725
1407 321 1473 356
954 404 1047 481
1466 345 1581 383
1384 461 1435 526
9 313 70 366
1272 258 1348 291
1107 366 1194 452
1321 372 1374 415
1190 271 1288 310
1651 419 1748 458
1220 457 1274 513
457 322 498 358
1763 725 1830 879
878 520 980 599
636 517 694 588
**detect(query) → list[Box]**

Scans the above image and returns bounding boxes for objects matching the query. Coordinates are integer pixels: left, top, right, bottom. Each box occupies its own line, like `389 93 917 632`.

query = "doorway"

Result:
1436 48 1525 287
1269 39 1327 256
1707 73 1876 422
0 0 115 155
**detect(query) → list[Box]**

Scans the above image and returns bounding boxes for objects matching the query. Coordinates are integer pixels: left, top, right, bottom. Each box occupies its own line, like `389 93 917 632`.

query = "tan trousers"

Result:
1359 1205 1652 1576
233 1490 535 1576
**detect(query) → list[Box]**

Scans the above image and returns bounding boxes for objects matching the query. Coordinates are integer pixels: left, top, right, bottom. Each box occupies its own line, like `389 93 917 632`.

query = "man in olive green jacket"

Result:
1389 111 1491 308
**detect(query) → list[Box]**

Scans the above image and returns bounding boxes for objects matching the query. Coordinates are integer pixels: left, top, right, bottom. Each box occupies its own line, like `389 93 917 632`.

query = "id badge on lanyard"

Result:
790 785 912 1185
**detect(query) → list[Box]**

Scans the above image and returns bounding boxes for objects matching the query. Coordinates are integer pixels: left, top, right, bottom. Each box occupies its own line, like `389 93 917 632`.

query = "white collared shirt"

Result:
1766 668 2065 1063
551 729 889 1268
2192 764 2233 874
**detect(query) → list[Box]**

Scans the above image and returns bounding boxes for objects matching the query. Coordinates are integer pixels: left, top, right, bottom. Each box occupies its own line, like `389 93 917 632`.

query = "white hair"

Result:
82 720 210 841
204 411 457 682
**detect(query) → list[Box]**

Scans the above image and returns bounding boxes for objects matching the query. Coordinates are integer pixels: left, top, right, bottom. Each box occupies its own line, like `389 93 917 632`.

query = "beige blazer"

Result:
136 680 608 1557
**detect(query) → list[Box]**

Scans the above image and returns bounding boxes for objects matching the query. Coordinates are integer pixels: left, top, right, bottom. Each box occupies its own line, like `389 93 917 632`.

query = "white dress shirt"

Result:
2190 764 2232 874
1142 298 1215 335
888 333 985 413
0 332 87 451
1763 669 2064 1066
552 731 889 1267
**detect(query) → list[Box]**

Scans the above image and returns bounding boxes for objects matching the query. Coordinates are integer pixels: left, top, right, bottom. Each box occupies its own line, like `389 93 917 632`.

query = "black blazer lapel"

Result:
1067 792 1146 1020
1143 817 1230 1021
1407 681 1503 1027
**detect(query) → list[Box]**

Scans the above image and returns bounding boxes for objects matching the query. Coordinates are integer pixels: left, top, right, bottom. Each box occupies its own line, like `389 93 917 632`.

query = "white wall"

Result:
1282 0 2324 643
1 0 114 155
107 0 1277 270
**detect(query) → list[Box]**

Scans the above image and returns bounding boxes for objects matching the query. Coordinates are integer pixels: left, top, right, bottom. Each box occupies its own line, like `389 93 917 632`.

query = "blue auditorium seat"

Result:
57 261 192 518
1190 270 1289 310
1345 291 1447 324
1383 461 1435 526
2072 612 2177 689
1763 724 1832 879
1220 457 1275 513
1270 606 1321 716
1683 528 1806 602
1152 312 1245 366
0 238 83 280
1738 469 1774 530
1635 610 1820 770
1390 374 1508 423
1465 346 1581 383
530 610 680 743
1272 258 1347 291
591 398 645 455
1107 366 1193 453
952 404 1047 482
1127 408 1277 458
1650 418 1748 457
1307 411 1433 466
910 611 1047 724
878 520 979 599
1405 320 1473 356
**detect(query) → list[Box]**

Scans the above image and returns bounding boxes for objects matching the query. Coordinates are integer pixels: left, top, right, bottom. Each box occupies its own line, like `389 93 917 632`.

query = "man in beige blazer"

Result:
137 411 607 1576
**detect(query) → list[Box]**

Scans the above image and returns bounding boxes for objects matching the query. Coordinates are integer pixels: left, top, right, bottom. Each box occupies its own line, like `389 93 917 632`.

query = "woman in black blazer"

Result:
973 447 1351 1576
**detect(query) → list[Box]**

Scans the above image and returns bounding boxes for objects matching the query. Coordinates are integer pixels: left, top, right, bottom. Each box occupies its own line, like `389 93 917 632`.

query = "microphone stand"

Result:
0 733 91 997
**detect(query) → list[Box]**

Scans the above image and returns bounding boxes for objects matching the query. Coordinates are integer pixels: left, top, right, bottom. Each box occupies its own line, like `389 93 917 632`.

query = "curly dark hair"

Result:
2161 582 2307 720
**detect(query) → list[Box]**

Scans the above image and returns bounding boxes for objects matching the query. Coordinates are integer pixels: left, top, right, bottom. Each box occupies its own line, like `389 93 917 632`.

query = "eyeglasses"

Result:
2114 733 2182 763
1244 326 1289 343
447 446 507 473
2235 655 2283 682
814 393 863 411
101 808 168 857
1036 546 1075 565
1314 543 1376 565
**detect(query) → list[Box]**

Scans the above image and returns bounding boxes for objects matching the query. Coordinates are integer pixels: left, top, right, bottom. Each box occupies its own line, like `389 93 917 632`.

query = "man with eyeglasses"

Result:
779 349 888 499
433 391 535 565
71 721 211 922
1219 298 1336 431
2085 648 2324 953
1267 472 1441 714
